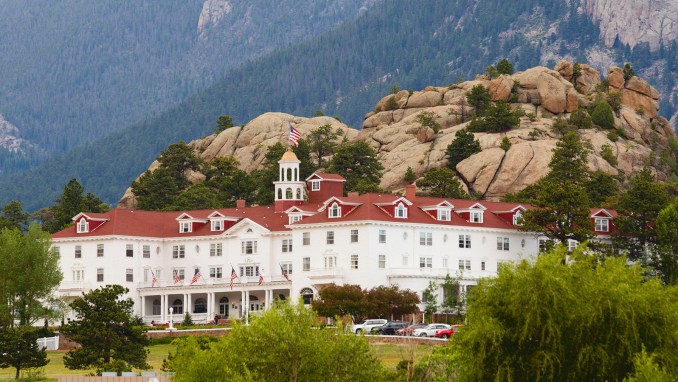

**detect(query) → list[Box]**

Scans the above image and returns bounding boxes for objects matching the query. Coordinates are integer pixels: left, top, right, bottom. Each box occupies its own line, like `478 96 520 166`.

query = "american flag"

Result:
151 270 158 287
280 264 290 281
258 274 264 285
289 124 301 147
174 272 182 285
230 267 238 290
190 269 202 285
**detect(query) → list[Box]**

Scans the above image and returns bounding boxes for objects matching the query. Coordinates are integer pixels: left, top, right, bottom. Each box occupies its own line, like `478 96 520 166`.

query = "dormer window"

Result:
289 215 302 224
328 202 341 218
77 218 89 233
395 203 407 219
513 211 523 226
470 211 483 223
211 220 224 231
595 218 609 232
179 221 192 233
311 181 320 191
437 209 451 221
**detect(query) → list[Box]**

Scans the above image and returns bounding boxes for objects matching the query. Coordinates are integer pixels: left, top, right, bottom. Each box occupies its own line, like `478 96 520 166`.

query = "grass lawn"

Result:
0 341 438 381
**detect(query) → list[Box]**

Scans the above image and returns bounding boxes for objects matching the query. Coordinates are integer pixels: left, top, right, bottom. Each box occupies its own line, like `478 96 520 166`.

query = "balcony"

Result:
306 267 344 282
58 281 92 296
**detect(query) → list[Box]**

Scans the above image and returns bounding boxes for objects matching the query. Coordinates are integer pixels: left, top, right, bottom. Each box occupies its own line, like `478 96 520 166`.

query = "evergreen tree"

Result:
467 101 520 133
585 172 619 207
416 168 468 198
131 168 180 211
40 179 108 233
157 142 203 190
0 327 48 379
466 85 491 116
422 281 438 320
329 142 383 192
446 129 481 170
307 124 340 168
215 115 234 134
496 58 514 75
203 157 257 207
656 198 678 285
0 201 29 232
170 184 221 211
62 285 150 373
591 100 615 129
623 63 636 80
404 166 416 184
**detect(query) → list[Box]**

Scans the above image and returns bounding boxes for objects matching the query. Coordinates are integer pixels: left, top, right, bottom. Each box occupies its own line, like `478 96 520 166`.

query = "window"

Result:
281 263 293 275
378 229 386 243
438 209 451 221
53 247 60 257
481 261 486 271
152 300 161 315
395 203 407 218
497 237 510 251
303 232 310 246
470 211 483 223
326 231 334 245
458 235 471 248
210 243 222 257
210 267 223 279
303 257 310 272
458 259 471 271
328 202 341 218
239 265 260 277
289 215 301 224
77 218 89 233
96 268 104 282
351 254 359 269
241 240 258 255
350 229 359 243
568 239 578 252
180 221 192 233
172 299 183 315
378 254 386 268
143 245 150 258
538 238 552 252
75 245 81 259
193 298 207 314
211 220 224 231
513 211 523 225
155 269 162 282
301 288 314 305
419 257 432 269
126 268 134 282
419 232 433 246
125 244 133 257
324 256 337 269
595 218 609 232
172 245 185 259
282 239 293 252
97 244 104 257
72 269 84 281
173 269 185 282
402 255 408 266
311 180 320 191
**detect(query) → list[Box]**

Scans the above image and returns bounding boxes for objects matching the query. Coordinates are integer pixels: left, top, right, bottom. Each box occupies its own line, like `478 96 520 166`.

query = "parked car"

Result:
413 323 450 337
372 321 408 335
396 322 427 336
434 325 464 339
351 319 388 334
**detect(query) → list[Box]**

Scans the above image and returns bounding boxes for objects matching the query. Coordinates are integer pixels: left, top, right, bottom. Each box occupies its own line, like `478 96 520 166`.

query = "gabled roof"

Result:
375 196 413 207
420 201 455 210
318 196 362 212
72 212 109 222
306 172 346 182
591 208 616 218
223 218 270 235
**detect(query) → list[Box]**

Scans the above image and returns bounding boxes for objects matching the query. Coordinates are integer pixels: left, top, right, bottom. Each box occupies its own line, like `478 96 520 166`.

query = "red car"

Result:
434 325 464 339
396 323 427 336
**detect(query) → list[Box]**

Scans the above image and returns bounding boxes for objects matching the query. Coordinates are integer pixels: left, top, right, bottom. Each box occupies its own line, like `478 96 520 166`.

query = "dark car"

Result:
372 321 408 335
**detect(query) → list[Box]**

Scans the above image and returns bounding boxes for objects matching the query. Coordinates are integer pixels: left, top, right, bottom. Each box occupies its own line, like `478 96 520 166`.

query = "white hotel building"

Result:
53 151 616 324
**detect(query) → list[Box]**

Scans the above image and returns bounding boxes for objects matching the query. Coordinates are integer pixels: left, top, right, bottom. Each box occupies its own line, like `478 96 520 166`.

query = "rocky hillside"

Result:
118 62 675 207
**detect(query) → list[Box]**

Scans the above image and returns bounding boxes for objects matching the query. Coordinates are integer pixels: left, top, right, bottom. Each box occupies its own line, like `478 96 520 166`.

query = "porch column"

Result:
186 293 191 316
240 290 246 319
141 295 146 320
207 292 212 320
160 294 166 323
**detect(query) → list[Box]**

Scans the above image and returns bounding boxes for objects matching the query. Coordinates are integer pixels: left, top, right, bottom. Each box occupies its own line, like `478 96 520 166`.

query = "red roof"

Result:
307 172 346 181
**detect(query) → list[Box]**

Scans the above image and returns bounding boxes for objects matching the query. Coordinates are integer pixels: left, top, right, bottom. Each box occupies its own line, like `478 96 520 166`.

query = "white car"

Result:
413 323 451 337
351 319 387 334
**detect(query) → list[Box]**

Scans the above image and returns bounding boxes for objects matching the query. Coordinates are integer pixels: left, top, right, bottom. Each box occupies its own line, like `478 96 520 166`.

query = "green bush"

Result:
607 130 619 142
607 91 622 113
467 101 520 133
623 63 635 80
600 144 617 166
500 136 512 151
415 111 441 133
591 100 615 129
386 96 398 111
181 312 193 326
569 107 592 129
404 166 416 184
467 85 491 116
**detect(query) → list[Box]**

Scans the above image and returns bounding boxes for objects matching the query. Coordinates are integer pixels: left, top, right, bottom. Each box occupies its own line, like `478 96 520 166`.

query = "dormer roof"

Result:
591 208 616 218
72 212 109 223
306 172 346 182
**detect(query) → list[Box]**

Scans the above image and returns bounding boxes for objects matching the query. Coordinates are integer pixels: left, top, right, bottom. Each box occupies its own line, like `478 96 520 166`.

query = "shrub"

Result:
389 84 401 94
600 144 617 166
607 91 622 113
182 312 193 326
591 100 615 129
467 85 491 116
496 58 514 75
446 128 481 169
526 113 537 122
636 108 646 116
386 96 398 111
467 101 520 133
569 107 592 129
623 63 635 80
572 62 582 82
551 117 572 135
528 129 540 140
607 130 619 142
415 111 441 133
404 166 416 184
500 136 512 151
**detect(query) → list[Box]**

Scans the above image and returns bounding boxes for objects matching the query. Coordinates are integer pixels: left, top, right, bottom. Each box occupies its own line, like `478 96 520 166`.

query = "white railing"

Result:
37 335 59 350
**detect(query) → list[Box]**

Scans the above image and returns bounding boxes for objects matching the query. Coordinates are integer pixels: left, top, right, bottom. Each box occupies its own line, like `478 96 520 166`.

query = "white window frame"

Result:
568 239 579 252
350 229 359 243
143 245 150 258
302 257 311 272
210 267 223 279
395 203 407 218
513 211 523 225
459 234 471 248
481 261 486 271
378 229 386 243
326 231 334 245
210 243 222 257
419 232 433 246
173 268 185 281
96 268 104 282
438 209 451 221
126 268 134 282
172 245 185 259
594 218 609 232
282 239 293 253
281 262 293 275
289 215 302 224
458 259 471 271
126 244 134 257
77 218 89 233
328 202 341 218
419 257 433 269
96 244 104 258
75 245 82 259
470 211 483 223
311 180 320 191
241 240 258 255
324 256 337 269
179 221 192 233
378 254 386 268
496 237 509 251
211 219 224 231
350 254 359 269
302 232 310 245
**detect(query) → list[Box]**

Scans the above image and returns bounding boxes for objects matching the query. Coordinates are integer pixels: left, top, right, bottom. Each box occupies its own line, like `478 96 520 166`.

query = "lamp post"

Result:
168 307 175 331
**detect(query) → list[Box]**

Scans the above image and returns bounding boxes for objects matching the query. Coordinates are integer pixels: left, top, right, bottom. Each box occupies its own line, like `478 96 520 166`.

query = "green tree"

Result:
404 166 416 184
653 198 678 285
167 302 387 382
0 225 63 326
416 167 468 198
170 184 221 211
625 348 677 382
467 101 520 133
572 62 582 82
307 124 339 168
614 168 670 260
215 115 234 134
203 157 256 207
623 63 636 80
350 179 385 195
500 136 512 151
466 85 491 116
496 58 514 75
0 326 48 379
131 168 180 211
440 274 461 316
157 141 203 190
547 131 591 185
585 172 619 207
329 142 383 192
415 111 441 134
445 246 678 382
608 91 622 114
0 201 29 232
446 128 481 170
591 100 615 129
41 179 109 233
568 106 592 129
312 284 369 324
62 285 150 373
422 281 438 321
365 285 420 321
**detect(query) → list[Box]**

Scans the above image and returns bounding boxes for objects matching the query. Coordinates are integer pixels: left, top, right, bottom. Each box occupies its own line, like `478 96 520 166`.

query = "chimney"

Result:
236 199 246 209
405 184 416 201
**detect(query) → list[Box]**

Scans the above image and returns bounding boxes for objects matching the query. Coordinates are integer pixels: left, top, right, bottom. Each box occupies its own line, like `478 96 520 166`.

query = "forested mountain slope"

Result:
1 0 675 211
0 0 377 176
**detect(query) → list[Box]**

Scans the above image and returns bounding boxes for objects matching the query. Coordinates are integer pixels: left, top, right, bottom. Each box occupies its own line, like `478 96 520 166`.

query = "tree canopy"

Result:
312 284 419 323
415 167 468 198
329 141 383 192
446 128 481 170
0 326 48 379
